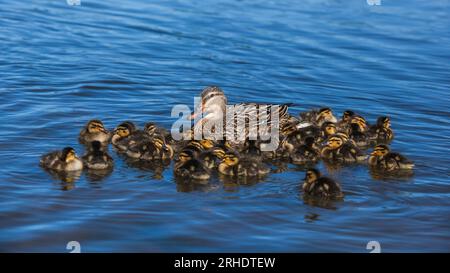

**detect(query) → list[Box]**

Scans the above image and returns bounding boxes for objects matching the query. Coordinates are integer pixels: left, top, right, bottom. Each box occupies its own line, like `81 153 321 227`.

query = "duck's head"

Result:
186 140 205 153
371 144 390 157
144 122 157 136
336 132 349 143
200 139 215 149
62 147 78 163
376 116 391 129
211 147 226 159
86 120 107 134
321 121 337 136
281 123 298 137
221 152 239 167
317 107 336 123
177 149 195 162
152 135 171 153
114 121 135 138
304 168 320 184
350 115 367 131
342 110 355 122
326 135 344 150
190 86 227 120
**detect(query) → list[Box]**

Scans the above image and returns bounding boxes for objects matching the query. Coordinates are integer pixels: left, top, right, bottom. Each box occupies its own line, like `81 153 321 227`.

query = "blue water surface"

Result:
0 0 449 252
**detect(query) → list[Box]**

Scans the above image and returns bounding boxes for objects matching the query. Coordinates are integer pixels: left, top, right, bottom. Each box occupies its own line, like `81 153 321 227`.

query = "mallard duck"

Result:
40 147 83 171
218 151 270 177
111 121 137 152
320 134 367 163
291 136 319 165
174 149 211 180
368 144 414 170
302 168 344 199
79 119 110 146
369 116 394 144
82 141 113 170
190 86 292 146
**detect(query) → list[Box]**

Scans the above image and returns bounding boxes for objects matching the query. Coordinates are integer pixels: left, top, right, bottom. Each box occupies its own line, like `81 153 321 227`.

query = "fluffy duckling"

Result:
82 141 113 170
302 168 344 199
336 110 355 132
174 149 211 180
350 115 368 133
218 152 270 177
79 119 110 146
316 121 337 145
126 135 174 161
40 147 83 171
320 134 367 163
369 116 394 144
349 123 370 148
111 121 137 152
290 136 319 165
368 144 414 171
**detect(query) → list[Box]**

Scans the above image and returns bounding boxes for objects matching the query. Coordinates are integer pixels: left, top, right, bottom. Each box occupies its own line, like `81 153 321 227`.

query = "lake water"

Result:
0 0 449 252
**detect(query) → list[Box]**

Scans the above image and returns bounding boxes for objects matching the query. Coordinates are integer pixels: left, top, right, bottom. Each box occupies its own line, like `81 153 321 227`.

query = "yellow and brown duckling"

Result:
302 168 344 199
174 148 211 180
290 136 319 165
349 122 370 148
320 134 367 163
40 147 83 172
336 110 355 132
218 151 270 177
82 141 114 170
299 107 338 127
126 134 174 161
316 121 338 145
349 115 368 134
111 121 137 152
79 119 111 146
369 116 394 144
368 144 414 171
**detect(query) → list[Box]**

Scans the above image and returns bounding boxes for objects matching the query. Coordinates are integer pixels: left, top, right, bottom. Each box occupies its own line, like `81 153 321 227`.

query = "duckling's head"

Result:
178 149 195 162
377 116 391 129
322 121 337 136
350 115 367 131
62 147 77 163
186 140 205 153
86 120 107 134
221 152 239 167
342 110 355 122
281 123 298 137
304 168 321 184
200 139 215 149
114 121 135 138
144 122 157 136
371 144 390 157
317 107 334 121
153 136 169 152
326 135 344 150
211 147 226 159
336 132 349 142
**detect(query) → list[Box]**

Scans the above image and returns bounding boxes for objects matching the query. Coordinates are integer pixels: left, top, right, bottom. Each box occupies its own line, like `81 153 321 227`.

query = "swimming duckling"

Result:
79 119 110 146
82 141 114 170
320 134 367 163
111 121 137 152
302 168 344 199
126 135 174 161
40 147 83 171
174 149 211 180
368 144 414 171
336 110 355 132
218 152 270 177
316 121 337 145
349 123 370 148
369 116 394 144
299 107 338 127
350 115 368 133
291 136 319 165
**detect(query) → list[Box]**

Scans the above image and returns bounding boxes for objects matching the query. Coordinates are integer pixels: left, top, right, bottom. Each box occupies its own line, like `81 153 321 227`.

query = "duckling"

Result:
336 110 355 132
290 136 319 165
79 119 110 146
218 152 270 177
302 168 344 199
299 107 337 127
369 116 394 144
82 141 113 170
40 147 83 171
350 115 368 133
316 121 337 145
320 134 367 163
126 135 174 161
111 121 137 152
368 144 414 171
349 123 370 148
174 149 211 180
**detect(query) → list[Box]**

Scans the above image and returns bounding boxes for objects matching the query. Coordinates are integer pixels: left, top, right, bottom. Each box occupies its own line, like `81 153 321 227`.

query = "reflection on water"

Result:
1 0 449 252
